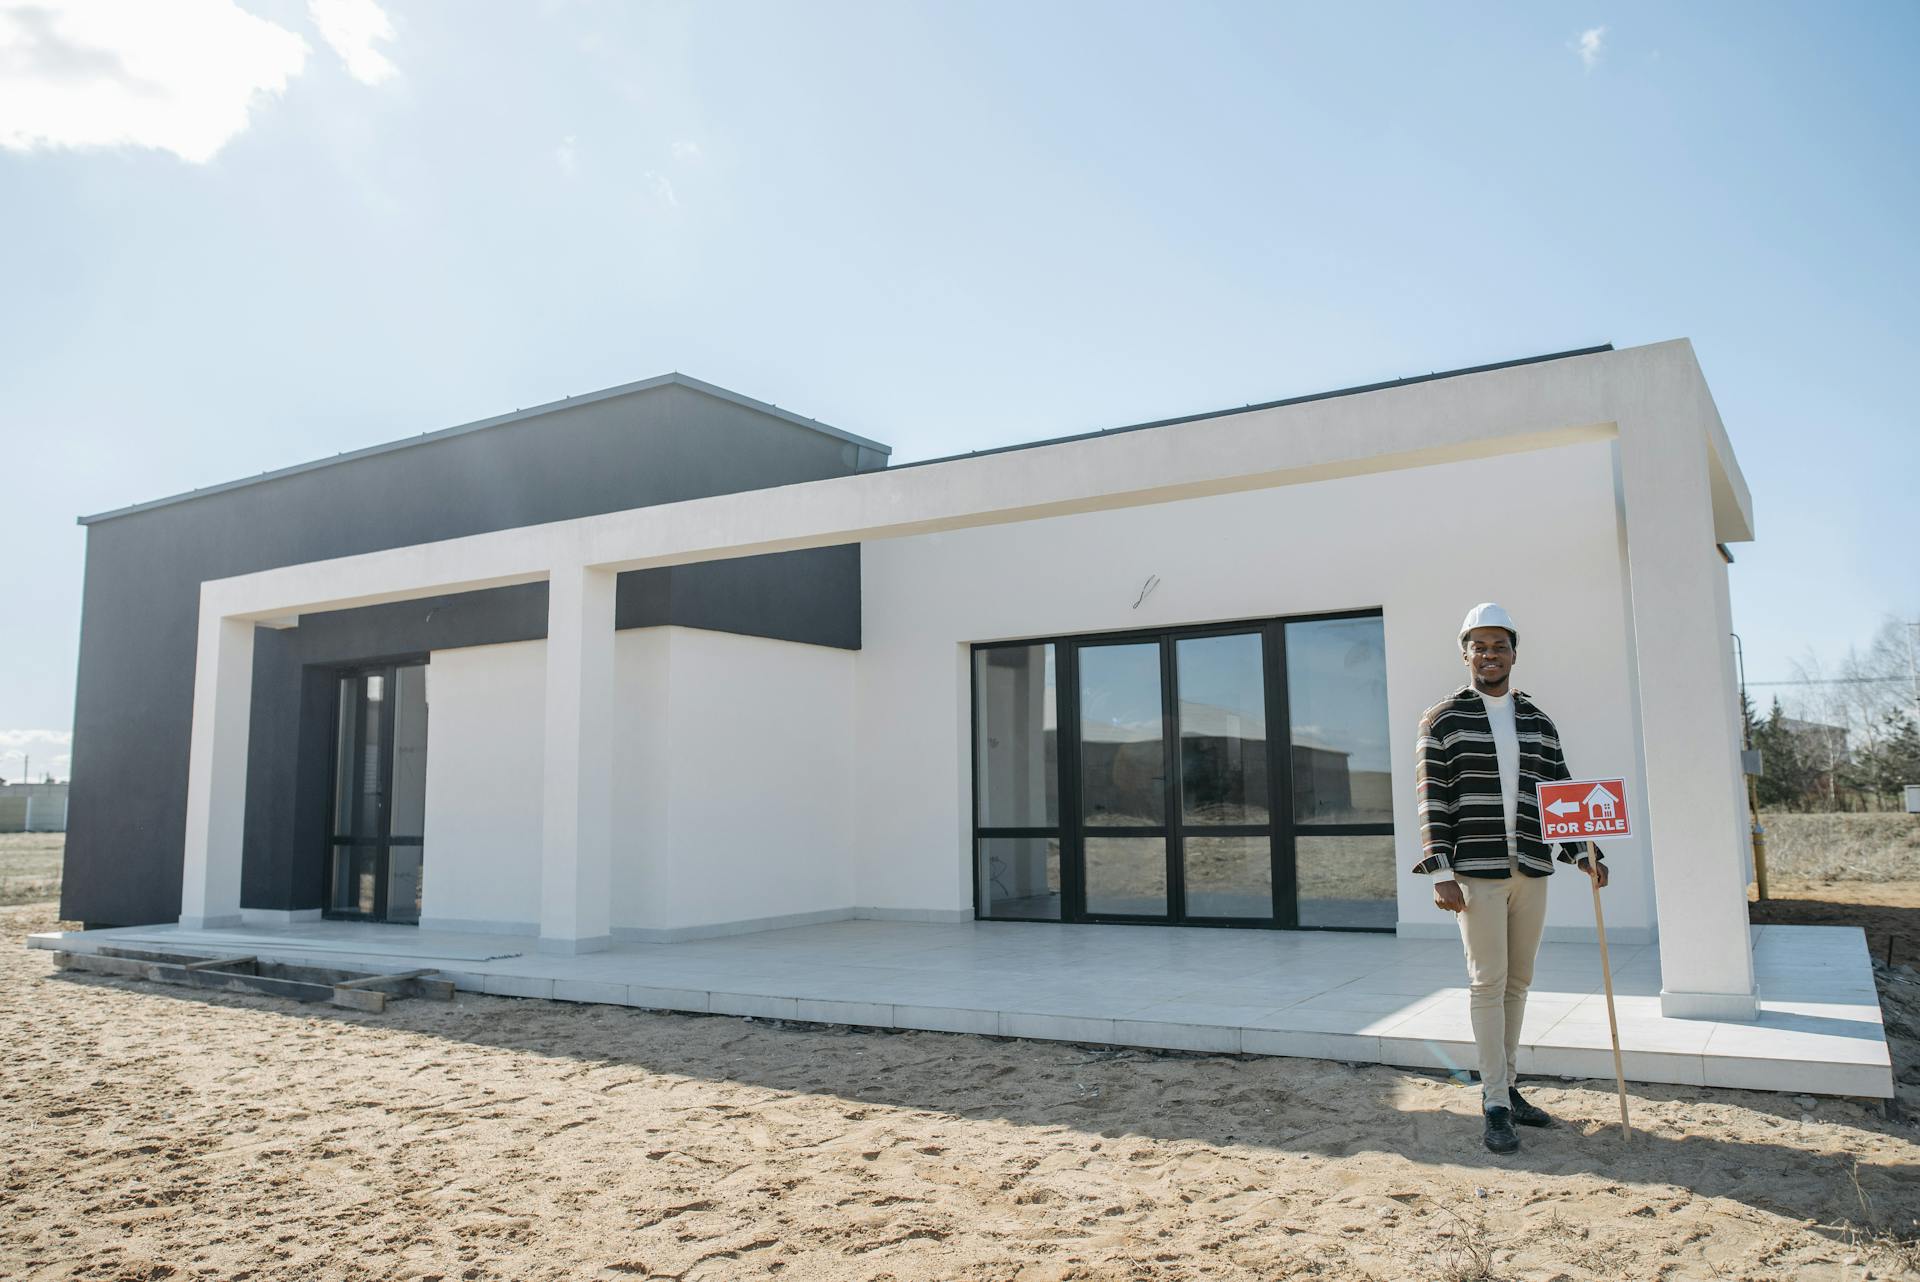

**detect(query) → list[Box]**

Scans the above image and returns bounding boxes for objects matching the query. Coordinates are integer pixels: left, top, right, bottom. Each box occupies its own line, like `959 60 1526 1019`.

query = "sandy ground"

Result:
1750 879 1920 970
3 900 1918 1281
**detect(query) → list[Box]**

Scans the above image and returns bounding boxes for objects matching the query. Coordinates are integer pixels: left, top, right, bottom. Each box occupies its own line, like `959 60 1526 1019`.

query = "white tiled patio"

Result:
28 917 1892 1099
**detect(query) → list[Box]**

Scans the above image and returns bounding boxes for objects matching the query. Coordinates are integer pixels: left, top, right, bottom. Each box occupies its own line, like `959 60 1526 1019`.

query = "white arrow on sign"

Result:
1546 798 1583 817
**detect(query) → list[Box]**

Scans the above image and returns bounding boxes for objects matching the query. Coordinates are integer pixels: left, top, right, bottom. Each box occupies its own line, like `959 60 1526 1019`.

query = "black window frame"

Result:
320 653 430 924
969 607 1394 933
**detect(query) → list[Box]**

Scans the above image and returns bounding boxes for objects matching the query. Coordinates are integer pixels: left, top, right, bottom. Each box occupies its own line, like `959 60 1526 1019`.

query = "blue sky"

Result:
2 1 1915 781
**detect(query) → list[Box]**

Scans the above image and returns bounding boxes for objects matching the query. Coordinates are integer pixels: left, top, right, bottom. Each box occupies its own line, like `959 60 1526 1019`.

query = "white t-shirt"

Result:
1435 689 1520 884
1481 690 1521 853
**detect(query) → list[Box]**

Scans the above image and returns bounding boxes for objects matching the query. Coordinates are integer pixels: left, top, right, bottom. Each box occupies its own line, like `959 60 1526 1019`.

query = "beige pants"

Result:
1455 871 1549 1107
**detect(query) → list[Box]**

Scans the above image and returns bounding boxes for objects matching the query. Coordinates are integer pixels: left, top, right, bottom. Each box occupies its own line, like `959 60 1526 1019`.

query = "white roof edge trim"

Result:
76 372 893 526
202 342 1722 626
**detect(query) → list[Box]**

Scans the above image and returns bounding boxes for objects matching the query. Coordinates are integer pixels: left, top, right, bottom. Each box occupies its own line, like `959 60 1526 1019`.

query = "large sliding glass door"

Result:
325 662 428 923
973 610 1393 931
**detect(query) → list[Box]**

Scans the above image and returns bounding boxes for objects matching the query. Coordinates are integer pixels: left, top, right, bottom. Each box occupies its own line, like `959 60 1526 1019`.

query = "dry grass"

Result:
0 832 63 907
1761 812 1920 882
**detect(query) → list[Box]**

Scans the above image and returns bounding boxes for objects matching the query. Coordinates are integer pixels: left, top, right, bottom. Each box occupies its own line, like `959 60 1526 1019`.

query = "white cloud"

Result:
1574 25 1607 71
644 169 678 206
0 0 309 163
0 729 72 782
669 139 701 162
309 0 396 85
555 133 577 176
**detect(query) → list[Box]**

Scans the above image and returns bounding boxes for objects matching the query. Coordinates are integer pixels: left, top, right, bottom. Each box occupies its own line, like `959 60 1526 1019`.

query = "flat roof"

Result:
78 345 1611 525
888 344 1614 471
77 372 893 526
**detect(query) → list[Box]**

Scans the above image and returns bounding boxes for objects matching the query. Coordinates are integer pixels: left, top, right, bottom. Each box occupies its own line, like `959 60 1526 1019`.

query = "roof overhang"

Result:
77 372 891 526
197 339 1748 627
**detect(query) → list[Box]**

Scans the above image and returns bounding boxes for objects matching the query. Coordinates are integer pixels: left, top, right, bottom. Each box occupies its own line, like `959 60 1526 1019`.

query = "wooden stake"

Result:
1587 853 1632 1139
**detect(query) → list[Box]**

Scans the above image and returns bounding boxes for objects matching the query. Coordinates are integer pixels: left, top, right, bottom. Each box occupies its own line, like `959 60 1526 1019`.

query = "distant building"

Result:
1778 717 1849 764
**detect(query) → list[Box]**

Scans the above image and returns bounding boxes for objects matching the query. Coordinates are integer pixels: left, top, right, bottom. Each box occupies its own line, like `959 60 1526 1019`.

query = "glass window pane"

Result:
1182 834 1272 919
973 645 1058 828
330 843 380 916
1285 617 1393 824
1085 835 1167 916
1079 643 1164 827
1176 633 1270 826
390 664 429 839
978 836 1060 919
387 845 422 924
1295 834 1397 928
331 677 358 836
356 672 387 838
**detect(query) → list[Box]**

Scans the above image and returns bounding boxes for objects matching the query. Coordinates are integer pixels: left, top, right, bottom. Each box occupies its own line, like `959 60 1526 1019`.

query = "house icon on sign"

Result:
1583 784 1618 820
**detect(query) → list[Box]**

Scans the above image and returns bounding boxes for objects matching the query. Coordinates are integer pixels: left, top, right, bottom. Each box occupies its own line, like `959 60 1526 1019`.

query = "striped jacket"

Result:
1413 686 1596 878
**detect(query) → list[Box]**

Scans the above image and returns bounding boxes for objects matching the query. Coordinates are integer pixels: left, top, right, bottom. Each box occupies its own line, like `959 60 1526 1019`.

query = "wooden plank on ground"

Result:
185 955 256 973
145 963 336 1003
98 946 231 966
56 947 454 1010
53 951 151 979
330 987 387 1013
334 968 437 990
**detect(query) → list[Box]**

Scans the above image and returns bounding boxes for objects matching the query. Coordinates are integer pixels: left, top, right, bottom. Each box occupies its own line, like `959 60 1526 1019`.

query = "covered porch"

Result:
172 341 1767 1029
29 915 1891 1100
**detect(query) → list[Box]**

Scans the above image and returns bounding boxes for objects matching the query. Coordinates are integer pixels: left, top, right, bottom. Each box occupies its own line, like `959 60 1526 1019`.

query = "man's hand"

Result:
1433 880 1465 913
1579 857 1609 888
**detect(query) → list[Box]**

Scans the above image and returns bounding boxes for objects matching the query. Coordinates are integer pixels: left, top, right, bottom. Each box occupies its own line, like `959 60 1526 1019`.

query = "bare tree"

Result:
1783 615 1920 810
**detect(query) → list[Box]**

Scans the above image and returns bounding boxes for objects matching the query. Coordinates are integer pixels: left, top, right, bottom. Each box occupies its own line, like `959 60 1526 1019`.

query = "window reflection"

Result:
1295 834 1397 928
1183 834 1271 918
1085 836 1167 915
974 645 1058 828
389 664 429 840
1176 633 1269 826
1079 643 1164 827
1285 617 1393 824
978 836 1061 919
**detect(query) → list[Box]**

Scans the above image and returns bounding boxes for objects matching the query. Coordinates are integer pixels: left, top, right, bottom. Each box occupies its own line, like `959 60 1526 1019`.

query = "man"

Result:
1414 602 1607 1155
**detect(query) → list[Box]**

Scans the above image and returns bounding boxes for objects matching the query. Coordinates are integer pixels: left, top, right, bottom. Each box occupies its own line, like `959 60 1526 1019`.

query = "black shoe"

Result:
1482 1106 1520 1154
1507 1087 1554 1128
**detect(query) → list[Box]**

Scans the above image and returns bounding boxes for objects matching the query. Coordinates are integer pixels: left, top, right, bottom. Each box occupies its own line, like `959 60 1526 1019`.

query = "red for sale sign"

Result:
1536 778 1632 840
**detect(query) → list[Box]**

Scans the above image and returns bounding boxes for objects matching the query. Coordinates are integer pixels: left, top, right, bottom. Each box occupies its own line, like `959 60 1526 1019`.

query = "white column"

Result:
1617 402 1758 1020
179 610 256 929
538 563 616 953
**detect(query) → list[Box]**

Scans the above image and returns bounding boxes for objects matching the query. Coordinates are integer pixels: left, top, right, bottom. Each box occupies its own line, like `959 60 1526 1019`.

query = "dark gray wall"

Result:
65 382 880 927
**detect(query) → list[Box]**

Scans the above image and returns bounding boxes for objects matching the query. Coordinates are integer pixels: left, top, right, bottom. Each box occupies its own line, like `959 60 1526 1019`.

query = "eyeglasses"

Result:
1466 643 1512 657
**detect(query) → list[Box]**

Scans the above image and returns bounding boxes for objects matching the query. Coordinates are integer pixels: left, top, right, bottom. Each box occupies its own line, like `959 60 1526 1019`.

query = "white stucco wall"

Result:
419 442 1669 942
419 639 546 932
610 628 672 931
855 437 1661 941
420 627 856 937
614 626 857 937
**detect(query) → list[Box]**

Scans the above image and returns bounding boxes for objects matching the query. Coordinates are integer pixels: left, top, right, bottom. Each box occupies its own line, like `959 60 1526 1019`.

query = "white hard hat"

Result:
1459 602 1518 646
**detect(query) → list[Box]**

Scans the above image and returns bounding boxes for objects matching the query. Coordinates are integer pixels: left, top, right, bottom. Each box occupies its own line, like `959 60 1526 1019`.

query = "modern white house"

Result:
47 340 1888 1097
